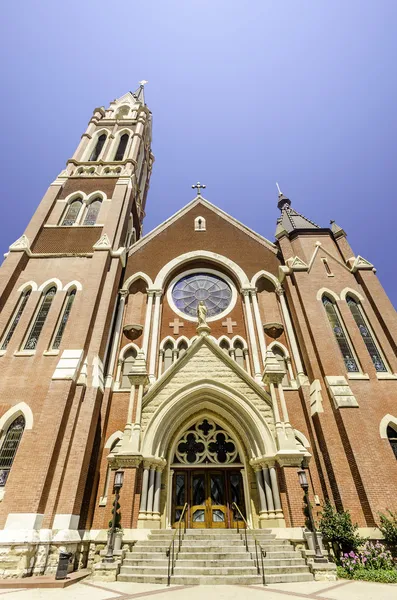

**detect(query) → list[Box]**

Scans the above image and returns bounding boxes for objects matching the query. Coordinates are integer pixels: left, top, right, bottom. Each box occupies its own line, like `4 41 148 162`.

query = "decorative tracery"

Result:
174 419 239 465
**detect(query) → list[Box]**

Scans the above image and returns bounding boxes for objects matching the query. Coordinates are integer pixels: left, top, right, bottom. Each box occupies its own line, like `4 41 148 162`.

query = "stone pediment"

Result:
141 335 274 435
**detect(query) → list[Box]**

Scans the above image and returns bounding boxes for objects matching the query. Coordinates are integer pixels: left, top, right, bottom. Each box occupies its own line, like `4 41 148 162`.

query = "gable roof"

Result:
142 332 272 408
128 197 278 257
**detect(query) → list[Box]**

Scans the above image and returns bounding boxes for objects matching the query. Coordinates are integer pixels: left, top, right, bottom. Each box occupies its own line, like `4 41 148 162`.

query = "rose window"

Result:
174 419 239 465
171 273 232 318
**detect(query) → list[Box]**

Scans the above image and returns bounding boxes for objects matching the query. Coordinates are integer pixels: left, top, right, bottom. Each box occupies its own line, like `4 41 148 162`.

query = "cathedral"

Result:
0 86 396 582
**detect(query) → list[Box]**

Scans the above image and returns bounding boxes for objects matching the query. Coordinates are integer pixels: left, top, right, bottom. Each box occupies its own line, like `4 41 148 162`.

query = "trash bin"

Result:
55 551 72 580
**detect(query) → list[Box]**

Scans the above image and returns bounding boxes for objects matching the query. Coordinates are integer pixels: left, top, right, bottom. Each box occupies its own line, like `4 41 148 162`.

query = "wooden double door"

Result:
173 469 245 528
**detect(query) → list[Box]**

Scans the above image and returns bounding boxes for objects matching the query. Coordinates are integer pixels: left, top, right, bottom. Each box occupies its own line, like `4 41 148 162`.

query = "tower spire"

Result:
275 185 319 233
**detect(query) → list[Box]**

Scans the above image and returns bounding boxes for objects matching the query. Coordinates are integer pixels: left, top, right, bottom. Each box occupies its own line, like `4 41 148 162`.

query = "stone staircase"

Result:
118 529 314 585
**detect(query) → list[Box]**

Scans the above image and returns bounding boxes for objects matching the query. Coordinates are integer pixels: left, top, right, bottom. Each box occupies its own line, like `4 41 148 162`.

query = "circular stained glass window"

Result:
171 273 233 319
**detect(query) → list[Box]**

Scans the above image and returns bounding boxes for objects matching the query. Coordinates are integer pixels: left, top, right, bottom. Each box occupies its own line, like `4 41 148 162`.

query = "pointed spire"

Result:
132 80 148 105
276 185 319 234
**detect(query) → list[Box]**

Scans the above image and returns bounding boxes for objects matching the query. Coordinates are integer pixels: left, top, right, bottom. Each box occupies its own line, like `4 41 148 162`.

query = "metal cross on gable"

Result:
192 182 206 196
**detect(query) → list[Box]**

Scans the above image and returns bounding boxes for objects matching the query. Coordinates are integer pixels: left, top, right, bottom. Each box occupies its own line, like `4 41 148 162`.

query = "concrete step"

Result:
117 573 314 585
120 564 310 576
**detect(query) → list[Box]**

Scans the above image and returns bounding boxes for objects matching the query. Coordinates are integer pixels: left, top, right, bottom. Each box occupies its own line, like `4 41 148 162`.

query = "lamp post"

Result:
104 469 124 563
297 465 326 563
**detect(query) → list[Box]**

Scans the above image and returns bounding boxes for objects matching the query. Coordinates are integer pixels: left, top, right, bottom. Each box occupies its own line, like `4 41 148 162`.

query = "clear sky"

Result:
1 1 397 306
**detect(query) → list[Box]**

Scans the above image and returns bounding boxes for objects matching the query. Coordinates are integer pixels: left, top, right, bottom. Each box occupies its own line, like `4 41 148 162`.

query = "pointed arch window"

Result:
322 295 359 372
114 134 129 161
177 340 188 358
234 341 245 369
61 198 83 226
89 134 106 161
121 347 137 388
0 415 25 486
1 289 31 350
24 286 56 350
163 341 174 372
220 339 230 353
346 296 387 372
52 289 76 350
83 198 102 226
272 346 290 387
387 425 397 459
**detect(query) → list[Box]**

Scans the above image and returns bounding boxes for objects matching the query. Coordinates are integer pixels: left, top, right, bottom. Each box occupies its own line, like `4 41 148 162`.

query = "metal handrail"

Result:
232 502 266 585
166 503 187 586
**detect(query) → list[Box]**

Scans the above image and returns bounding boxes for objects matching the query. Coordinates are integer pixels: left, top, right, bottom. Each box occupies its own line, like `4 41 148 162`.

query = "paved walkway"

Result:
0 579 396 600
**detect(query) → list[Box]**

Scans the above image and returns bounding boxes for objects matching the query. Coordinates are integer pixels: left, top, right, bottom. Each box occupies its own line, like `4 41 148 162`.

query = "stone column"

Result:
277 383 290 425
126 384 136 424
142 291 154 359
242 289 261 379
153 468 162 519
105 290 128 387
269 382 281 425
269 465 283 518
139 465 150 517
243 348 252 375
254 468 268 514
146 467 156 515
158 349 164 376
251 289 267 364
148 291 162 379
277 288 305 381
262 467 275 519
166 469 174 529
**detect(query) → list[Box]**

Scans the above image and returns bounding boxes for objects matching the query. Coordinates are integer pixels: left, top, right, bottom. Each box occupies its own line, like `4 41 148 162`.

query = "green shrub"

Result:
378 510 397 548
337 566 397 584
318 501 365 560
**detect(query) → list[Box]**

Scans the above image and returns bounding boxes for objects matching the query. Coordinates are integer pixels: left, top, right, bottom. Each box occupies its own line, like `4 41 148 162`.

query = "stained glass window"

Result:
52 290 76 350
61 199 82 226
172 273 232 318
347 296 387 372
387 426 397 459
0 415 25 487
83 199 101 226
89 134 106 161
114 134 129 161
322 296 359 372
24 287 56 350
1 290 31 350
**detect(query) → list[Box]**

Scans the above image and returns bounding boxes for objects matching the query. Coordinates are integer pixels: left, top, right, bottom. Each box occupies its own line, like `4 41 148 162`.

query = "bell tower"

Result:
0 85 154 536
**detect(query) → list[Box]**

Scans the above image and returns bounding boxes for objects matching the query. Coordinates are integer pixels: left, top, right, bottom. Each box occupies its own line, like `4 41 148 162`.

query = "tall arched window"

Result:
1 289 31 350
61 198 82 226
0 415 25 486
234 340 245 369
52 289 76 350
114 134 129 161
83 198 102 226
177 340 188 358
272 346 290 387
163 341 174 371
387 426 397 459
121 347 137 388
322 295 359 372
24 286 56 350
89 134 106 161
346 296 387 372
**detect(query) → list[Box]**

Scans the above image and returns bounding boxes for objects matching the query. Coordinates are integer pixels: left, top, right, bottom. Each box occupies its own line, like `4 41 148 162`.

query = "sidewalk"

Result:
0 579 396 600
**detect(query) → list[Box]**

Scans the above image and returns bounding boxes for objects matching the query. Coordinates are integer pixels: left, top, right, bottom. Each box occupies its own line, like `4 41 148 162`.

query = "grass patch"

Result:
337 566 397 584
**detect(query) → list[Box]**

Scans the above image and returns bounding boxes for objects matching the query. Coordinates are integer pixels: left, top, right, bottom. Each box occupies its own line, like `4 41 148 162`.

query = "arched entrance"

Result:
171 418 245 528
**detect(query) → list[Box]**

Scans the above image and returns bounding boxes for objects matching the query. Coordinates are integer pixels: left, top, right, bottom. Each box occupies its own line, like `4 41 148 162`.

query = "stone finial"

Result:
127 349 149 386
262 349 286 385
330 220 346 239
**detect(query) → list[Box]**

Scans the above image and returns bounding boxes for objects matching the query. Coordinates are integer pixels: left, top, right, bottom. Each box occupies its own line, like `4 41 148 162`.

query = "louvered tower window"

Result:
61 199 82 226
0 415 25 487
346 296 387 372
83 198 102 226
89 134 106 161
1 290 31 350
24 287 56 350
52 289 76 350
322 296 359 372
387 426 397 459
114 134 129 161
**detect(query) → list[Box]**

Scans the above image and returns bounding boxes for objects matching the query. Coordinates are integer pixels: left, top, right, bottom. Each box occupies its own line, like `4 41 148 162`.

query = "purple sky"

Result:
1 1 397 306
